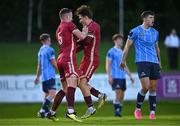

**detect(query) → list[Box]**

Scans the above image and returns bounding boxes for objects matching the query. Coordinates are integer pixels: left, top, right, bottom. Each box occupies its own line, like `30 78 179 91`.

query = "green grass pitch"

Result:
0 101 180 126
0 41 179 74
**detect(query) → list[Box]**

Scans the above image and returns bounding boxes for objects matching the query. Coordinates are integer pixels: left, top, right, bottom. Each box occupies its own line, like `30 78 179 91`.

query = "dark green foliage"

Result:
1 0 180 42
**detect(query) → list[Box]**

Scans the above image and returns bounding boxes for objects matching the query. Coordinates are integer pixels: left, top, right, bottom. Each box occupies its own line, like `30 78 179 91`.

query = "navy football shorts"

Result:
42 78 56 93
136 62 161 80
112 79 126 91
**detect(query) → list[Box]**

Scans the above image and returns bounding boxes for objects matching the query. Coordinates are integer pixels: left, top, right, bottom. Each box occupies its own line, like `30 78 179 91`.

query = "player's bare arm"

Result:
73 29 87 40
106 58 113 85
124 65 135 84
120 39 133 68
34 61 41 84
51 58 58 70
155 42 162 68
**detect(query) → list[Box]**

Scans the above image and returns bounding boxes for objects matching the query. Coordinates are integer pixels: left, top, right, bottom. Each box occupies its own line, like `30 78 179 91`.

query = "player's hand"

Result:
34 77 40 85
108 76 113 85
82 26 88 35
120 61 126 69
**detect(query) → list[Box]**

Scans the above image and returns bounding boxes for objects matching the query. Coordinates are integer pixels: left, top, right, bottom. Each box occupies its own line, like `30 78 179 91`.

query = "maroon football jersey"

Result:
56 21 78 58
84 21 101 60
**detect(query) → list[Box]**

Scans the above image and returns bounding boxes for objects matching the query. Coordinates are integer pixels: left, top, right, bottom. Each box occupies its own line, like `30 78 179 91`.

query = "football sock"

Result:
88 106 94 111
149 92 157 112
113 100 121 116
136 90 146 109
119 101 122 114
42 95 53 112
52 89 65 111
84 96 93 107
66 87 76 113
40 108 45 113
67 108 74 114
90 87 100 98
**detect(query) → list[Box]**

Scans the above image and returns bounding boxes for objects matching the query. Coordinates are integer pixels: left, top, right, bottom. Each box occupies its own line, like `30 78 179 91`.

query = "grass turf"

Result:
0 41 180 74
0 101 180 126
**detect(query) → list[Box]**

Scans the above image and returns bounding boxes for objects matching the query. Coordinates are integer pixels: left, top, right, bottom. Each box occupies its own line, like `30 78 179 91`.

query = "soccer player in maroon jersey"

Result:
52 8 89 122
75 5 107 118
47 7 106 121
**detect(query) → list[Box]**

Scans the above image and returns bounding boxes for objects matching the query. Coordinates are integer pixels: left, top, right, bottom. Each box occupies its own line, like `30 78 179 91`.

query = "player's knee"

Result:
141 88 148 93
87 83 92 90
149 85 156 91
61 82 67 92
62 88 67 93
49 90 56 98
149 87 156 92
79 80 87 87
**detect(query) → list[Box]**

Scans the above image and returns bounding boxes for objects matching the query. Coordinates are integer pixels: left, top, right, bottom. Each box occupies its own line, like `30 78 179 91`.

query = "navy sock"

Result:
136 90 146 109
113 100 122 116
42 96 52 112
149 92 157 112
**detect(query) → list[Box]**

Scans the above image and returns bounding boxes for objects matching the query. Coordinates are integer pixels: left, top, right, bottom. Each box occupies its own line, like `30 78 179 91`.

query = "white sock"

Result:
136 108 141 111
68 108 74 114
88 106 94 111
150 111 155 114
50 110 55 115
40 108 45 113
98 93 102 98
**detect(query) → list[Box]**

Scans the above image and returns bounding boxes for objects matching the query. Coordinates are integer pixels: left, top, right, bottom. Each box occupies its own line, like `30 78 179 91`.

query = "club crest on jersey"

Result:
128 31 133 37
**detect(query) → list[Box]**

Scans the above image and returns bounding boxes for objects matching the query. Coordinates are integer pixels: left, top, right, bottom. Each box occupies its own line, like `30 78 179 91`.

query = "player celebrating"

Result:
120 11 161 120
47 7 106 121
106 34 134 117
75 5 107 119
34 33 57 118
51 8 93 122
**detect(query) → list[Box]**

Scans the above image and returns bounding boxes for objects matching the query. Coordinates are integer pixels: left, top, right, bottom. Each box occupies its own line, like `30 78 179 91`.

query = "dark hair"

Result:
59 8 72 19
39 33 50 41
141 10 155 19
112 34 124 41
75 5 93 19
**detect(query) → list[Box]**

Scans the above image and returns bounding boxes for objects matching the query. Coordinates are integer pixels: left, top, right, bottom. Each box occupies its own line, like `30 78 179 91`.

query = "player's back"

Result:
56 21 78 58
84 21 101 60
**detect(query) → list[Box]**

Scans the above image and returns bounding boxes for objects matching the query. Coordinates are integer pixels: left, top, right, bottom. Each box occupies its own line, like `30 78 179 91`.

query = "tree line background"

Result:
0 0 180 42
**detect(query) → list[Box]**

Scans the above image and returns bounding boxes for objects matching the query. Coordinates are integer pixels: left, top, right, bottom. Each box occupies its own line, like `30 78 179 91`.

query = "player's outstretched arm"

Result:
120 39 133 68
